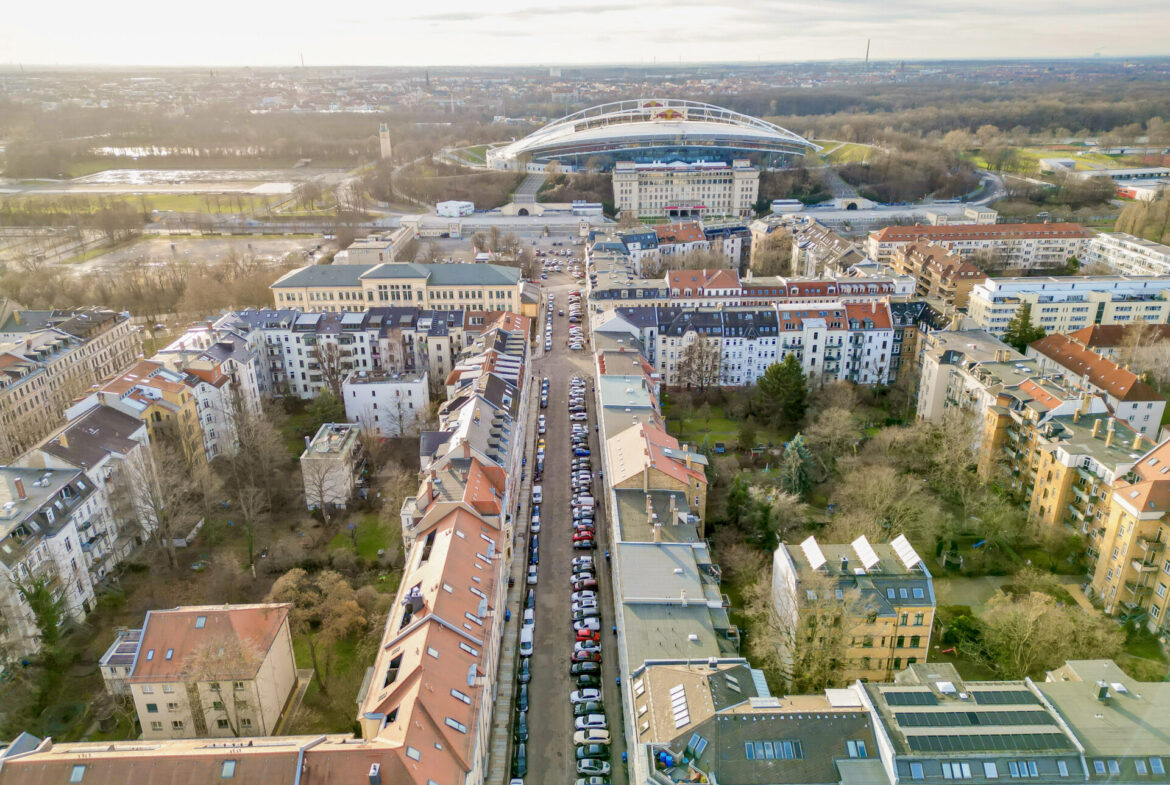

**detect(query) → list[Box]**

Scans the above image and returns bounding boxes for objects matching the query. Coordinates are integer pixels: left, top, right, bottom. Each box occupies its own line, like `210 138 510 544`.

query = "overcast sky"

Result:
4 0 1168 67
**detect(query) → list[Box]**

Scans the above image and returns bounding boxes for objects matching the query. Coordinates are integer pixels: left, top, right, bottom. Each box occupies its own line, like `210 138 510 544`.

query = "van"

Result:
519 626 534 657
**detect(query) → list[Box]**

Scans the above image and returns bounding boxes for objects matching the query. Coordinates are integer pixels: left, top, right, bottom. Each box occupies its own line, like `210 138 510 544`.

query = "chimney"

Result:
58 430 69 449
841 555 849 574
684 448 692 470
642 466 650 493
653 523 662 543
303 435 311 450
1097 681 1110 703
368 762 382 785
463 441 471 458
680 589 689 607
1092 419 1102 438
14 478 27 500
1133 432 1143 450
1105 420 1116 448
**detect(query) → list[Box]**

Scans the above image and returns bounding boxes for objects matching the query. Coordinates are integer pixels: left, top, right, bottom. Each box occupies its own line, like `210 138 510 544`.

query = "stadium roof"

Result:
490 98 818 167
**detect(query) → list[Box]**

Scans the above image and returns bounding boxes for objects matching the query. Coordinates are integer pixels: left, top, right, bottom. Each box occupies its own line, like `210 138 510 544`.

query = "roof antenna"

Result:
865 40 871 69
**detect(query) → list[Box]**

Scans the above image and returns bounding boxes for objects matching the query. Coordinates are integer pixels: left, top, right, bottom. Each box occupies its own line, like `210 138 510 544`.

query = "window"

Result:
983 762 998 778
233 681 245 691
1108 761 1121 775
1137 760 1149 776
146 649 155 661
70 765 87 783
150 721 163 731
240 718 252 729
942 762 972 779
213 700 225 710
910 763 925 779
167 702 179 712
221 760 237 779
406 746 421 761
1057 761 1069 777
914 613 925 626
142 685 154 694
165 649 174 661
445 717 468 733
162 685 174 694
846 740 868 758
172 720 185 730
1151 759 1165 775
217 719 230 729
451 688 472 704
146 703 158 713
195 616 207 628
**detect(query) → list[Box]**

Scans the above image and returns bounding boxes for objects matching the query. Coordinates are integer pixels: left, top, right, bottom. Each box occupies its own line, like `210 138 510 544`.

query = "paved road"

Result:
521 273 627 785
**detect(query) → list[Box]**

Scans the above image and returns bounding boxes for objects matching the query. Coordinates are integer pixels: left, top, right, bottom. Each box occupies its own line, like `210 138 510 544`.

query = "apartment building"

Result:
1089 438 1170 628
1027 333 1166 439
789 218 868 277
889 241 986 309
300 423 362 512
0 467 104 660
269 262 523 314
968 275 1170 336
866 222 1093 270
218 308 476 399
772 535 935 683
979 394 1150 545
1086 232 1170 276
112 604 296 739
1065 323 1170 359
342 370 429 437
66 360 205 467
335 227 417 265
606 421 708 522
613 159 758 219
0 306 140 461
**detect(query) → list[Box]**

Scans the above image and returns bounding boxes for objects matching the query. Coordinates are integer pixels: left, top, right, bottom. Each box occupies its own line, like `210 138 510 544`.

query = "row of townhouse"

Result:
215 307 505 401
586 295 1170 785
598 220 752 275
0 312 535 784
0 305 141 461
888 240 986 310
967 275 1170 336
595 300 913 387
866 222 1094 270
586 253 914 311
0 405 156 661
268 261 527 315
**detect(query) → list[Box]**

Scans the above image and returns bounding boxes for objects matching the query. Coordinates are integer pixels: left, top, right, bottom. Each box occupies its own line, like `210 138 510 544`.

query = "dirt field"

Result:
74 235 331 273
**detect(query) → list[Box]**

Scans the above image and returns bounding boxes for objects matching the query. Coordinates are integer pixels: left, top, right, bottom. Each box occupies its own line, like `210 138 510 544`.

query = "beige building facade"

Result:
613 159 759 219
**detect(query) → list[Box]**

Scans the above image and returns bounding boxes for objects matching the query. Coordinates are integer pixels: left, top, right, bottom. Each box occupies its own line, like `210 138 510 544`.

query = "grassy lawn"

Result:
818 141 873 165
662 401 788 451
281 410 321 458
329 512 396 562
462 145 488 164
290 632 369 734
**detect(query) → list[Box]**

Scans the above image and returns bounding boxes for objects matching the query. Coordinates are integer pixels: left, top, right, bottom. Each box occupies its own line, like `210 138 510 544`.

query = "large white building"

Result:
1085 232 1170 277
967 275 1170 335
342 370 429 437
866 222 1093 271
613 159 759 219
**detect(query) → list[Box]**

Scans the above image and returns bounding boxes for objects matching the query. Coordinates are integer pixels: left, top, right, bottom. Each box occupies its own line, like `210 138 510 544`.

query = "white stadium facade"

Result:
487 98 819 172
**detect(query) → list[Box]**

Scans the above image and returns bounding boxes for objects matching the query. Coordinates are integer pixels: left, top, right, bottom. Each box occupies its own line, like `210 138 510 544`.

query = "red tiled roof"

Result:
655 221 705 245
1030 333 1163 402
870 222 1093 242
130 604 290 682
844 302 893 329
1066 323 1170 348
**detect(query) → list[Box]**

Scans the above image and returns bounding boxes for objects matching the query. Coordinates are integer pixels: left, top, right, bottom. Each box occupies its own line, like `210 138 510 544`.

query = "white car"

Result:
574 729 611 745
530 513 541 533
571 600 598 613
571 413 588 421
574 640 601 653
519 625 534 657
574 617 601 632
571 591 597 602
532 485 543 504
570 689 603 704
571 556 594 569
527 564 538 585
575 714 608 730
523 608 535 627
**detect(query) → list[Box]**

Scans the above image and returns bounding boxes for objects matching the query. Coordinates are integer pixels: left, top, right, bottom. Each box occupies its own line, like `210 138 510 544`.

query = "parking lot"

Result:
509 275 626 785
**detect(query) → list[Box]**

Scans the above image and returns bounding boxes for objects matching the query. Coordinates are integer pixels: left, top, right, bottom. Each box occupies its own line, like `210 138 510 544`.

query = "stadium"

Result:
487 98 819 172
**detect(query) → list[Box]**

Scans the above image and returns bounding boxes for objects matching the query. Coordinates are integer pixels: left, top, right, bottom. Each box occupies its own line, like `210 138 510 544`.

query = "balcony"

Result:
1137 537 1165 555
1131 558 1159 573
1124 580 1153 599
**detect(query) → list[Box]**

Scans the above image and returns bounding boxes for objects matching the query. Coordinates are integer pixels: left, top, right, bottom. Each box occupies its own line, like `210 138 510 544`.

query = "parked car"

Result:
576 674 602 689
574 617 601 632
517 684 529 712
577 761 611 776
572 649 601 663
513 742 528 778
575 714 608 731
574 640 601 653
575 743 609 760
515 711 529 741
574 777 610 785
571 591 597 602
519 626 533 657
526 589 536 610
571 600 598 613
570 689 602 704
572 700 604 717
571 556 594 570
573 729 611 745
527 564 538 585
571 662 601 676
573 540 595 550
532 485 543 504
572 579 598 592
518 657 532 684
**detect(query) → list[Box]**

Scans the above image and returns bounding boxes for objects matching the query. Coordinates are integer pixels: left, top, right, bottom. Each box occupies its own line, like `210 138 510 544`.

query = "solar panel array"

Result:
895 711 1056 728
884 691 939 706
906 733 1069 753
971 690 1040 705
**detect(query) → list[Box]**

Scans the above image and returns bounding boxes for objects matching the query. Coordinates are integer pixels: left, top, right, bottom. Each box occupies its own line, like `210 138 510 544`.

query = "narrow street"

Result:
516 273 628 785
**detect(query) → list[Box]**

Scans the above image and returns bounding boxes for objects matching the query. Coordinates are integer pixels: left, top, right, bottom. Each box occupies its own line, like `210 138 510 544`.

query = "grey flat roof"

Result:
271 264 371 288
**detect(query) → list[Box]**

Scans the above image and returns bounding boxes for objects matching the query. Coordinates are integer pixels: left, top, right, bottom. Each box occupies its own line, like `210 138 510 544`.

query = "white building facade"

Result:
613 159 759 219
342 371 430 437
1085 232 1170 277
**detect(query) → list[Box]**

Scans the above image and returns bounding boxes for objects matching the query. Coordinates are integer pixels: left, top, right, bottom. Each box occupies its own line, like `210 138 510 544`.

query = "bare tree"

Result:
184 633 264 737
675 335 721 391
750 230 793 277
301 458 350 527
311 342 346 399
109 435 203 568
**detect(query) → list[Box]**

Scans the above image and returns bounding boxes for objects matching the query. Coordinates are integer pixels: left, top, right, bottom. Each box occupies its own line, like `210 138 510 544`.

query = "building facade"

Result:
1085 232 1170 276
342 371 429 437
613 159 759 219
300 423 362 511
866 223 1093 270
967 275 1170 336
889 241 985 310
0 307 141 461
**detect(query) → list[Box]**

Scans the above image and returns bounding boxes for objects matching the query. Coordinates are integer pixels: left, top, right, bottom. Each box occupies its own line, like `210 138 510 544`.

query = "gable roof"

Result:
1030 333 1163 402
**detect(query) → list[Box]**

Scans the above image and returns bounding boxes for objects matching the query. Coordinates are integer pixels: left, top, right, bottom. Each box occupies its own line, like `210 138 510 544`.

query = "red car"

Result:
572 532 594 542
573 579 598 592
572 649 602 663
